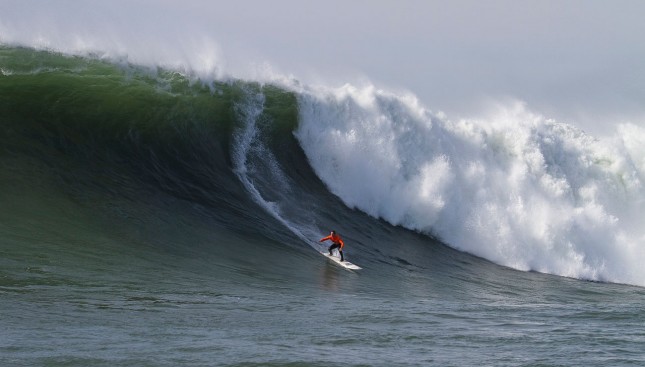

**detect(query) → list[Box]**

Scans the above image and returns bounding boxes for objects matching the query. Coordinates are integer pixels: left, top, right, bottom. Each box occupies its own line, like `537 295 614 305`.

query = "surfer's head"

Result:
331 230 336 235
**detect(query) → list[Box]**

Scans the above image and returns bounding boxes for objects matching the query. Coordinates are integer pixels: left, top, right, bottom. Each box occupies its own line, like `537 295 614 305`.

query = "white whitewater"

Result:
295 84 645 286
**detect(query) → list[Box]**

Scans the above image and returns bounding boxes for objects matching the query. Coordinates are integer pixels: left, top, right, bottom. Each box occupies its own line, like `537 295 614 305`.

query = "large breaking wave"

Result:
2 45 645 287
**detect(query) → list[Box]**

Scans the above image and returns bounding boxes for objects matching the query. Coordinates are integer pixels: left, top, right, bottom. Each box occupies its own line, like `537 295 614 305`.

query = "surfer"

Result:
320 230 345 261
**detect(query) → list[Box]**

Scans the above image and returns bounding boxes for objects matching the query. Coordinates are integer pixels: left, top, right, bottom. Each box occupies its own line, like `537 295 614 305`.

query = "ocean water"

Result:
2 47 645 366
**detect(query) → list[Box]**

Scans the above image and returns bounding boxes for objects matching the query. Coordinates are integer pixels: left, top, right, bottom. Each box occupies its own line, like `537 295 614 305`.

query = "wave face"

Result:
295 84 645 286
2 46 645 288
0 47 306 246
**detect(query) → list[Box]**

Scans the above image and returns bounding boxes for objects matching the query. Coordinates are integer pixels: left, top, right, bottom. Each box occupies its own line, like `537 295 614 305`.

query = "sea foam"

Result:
295 84 645 286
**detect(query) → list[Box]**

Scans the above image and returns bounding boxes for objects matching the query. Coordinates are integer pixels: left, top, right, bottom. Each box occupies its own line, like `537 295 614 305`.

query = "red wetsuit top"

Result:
320 233 344 249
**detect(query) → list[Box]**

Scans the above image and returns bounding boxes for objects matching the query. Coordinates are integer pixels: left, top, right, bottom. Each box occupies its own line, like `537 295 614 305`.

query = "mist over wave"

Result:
295 84 645 285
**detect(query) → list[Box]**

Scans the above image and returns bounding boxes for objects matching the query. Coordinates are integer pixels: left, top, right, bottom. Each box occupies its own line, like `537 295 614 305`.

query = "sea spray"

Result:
295 84 645 285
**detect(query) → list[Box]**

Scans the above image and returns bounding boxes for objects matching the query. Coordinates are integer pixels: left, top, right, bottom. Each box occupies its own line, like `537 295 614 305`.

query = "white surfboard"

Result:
321 251 362 270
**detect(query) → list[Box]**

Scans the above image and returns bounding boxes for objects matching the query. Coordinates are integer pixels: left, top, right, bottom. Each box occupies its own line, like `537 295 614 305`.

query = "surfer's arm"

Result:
320 235 331 242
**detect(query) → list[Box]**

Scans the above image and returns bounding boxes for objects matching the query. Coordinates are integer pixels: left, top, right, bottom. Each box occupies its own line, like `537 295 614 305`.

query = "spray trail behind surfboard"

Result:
231 85 325 252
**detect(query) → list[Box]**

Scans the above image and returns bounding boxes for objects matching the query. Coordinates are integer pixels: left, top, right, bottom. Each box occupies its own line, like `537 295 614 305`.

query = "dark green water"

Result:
1 47 644 366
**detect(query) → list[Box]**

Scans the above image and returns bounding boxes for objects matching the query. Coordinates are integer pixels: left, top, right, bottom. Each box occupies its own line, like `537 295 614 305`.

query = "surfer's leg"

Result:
329 243 339 255
339 250 344 261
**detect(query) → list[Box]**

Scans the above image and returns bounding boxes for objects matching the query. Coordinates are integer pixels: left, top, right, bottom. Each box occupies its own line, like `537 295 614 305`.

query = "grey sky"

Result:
2 0 644 135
